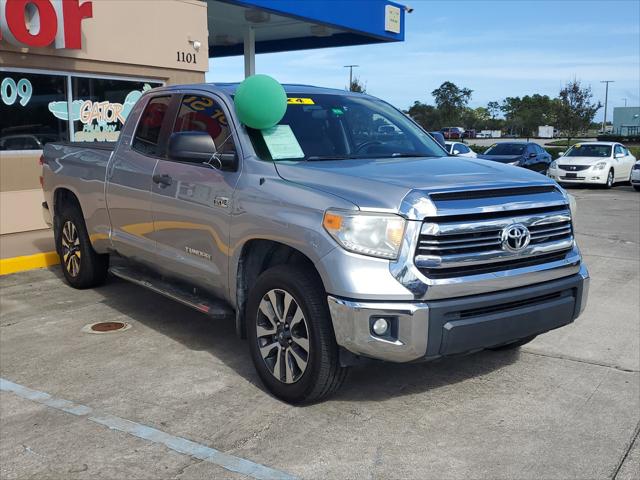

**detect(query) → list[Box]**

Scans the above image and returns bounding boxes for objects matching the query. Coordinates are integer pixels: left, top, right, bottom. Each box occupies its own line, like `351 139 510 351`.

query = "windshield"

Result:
247 94 446 161
484 143 526 155
565 144 612 157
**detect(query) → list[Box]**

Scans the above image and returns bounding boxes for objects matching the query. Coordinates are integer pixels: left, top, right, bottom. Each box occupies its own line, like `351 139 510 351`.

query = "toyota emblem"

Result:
501 224 531 252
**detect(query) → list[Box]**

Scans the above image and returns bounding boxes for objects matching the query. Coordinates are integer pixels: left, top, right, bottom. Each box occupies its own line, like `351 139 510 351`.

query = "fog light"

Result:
372 318 390 336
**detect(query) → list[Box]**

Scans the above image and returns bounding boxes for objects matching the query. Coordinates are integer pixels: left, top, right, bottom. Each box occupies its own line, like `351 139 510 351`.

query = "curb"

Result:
0 252 59 276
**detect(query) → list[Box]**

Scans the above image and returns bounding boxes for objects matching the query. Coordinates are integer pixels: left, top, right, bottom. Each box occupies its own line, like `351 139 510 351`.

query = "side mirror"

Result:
529 152 537 158
614 152 625 158
168 131 237 170
453 149 460 155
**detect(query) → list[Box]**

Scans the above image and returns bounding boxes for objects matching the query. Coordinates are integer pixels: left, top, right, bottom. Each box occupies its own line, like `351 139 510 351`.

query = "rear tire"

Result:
55 205 109 289
488 335 537 351
634 185 640 192
247 264 348 404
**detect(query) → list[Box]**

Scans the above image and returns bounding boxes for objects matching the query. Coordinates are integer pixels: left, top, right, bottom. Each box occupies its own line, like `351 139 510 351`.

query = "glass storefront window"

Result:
0 69 163 151
70 77 162 142
0 72 69 151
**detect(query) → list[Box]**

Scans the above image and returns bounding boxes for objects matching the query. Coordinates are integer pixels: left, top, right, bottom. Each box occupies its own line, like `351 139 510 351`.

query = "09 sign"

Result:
1 77 33 106
0 0 93 49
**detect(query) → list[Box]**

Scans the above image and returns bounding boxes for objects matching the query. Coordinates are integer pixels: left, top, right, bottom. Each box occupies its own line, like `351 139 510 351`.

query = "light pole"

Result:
622 98 628 107
600 80 614 133
344 65 359 91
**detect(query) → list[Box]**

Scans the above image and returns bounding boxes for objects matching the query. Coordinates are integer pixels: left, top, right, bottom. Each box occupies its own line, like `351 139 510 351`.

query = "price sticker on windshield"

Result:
287 98 315 105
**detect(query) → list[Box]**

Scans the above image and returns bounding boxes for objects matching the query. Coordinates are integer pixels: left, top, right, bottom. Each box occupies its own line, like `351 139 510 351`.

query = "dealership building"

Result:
0 0 405 251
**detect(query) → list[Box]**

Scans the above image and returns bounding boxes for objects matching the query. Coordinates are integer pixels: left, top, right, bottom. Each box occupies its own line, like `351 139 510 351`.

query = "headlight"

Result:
567 193 577 218
323 210 406 259
593 161 607 170
550 160 558 169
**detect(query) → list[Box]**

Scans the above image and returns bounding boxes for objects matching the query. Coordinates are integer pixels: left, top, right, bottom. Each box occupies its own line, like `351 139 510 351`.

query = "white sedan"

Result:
548 142 637 188
631 160 640 192
445 141 477 158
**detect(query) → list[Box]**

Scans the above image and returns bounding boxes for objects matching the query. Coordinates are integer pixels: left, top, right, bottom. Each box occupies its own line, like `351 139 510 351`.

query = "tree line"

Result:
405 79 602 140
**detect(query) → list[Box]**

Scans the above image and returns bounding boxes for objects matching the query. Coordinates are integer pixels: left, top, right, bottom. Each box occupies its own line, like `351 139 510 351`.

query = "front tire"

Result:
247 264 347 404
634 185 640 192
55 205 109 289
604 169 614 189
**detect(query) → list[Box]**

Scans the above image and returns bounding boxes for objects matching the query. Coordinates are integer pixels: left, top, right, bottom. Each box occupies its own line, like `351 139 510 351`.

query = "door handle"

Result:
152 174 173 187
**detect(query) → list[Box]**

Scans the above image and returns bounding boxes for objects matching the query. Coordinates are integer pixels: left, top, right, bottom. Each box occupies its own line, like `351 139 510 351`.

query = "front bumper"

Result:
548 167 607 184
328 265 589 363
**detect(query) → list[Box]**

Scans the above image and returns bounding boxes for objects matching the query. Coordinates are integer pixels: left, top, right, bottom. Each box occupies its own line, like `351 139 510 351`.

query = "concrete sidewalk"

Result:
0 229 55 259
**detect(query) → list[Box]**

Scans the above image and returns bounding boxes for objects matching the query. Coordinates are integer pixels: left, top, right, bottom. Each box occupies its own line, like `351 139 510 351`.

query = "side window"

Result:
614 145 624 156
173 95 237 155
458 144 470 154
132 96 171 156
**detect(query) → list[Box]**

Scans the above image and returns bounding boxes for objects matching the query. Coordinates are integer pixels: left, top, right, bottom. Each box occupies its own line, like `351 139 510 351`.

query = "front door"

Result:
106 95 173 264
150 93 241 299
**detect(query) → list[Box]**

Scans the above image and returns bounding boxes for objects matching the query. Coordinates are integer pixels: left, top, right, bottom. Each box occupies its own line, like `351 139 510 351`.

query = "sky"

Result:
206 0 640 122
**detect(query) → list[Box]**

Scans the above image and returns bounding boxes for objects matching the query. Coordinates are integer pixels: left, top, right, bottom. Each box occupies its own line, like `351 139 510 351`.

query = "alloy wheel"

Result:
256 289 310 384
61 220 81 277
607 170 614 188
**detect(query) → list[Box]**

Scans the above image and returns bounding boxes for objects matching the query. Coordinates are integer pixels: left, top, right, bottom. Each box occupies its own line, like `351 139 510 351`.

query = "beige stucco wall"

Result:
1 0 208 73
0 0 209 236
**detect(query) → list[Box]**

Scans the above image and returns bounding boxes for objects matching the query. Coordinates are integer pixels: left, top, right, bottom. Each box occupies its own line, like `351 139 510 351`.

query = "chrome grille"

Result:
558 165 590 171
415 205 574 278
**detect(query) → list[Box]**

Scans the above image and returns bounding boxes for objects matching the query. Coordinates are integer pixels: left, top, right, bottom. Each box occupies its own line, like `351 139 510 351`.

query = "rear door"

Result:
150 92 242 298
615 144 634 179
535 144 551 171
105 94 174 263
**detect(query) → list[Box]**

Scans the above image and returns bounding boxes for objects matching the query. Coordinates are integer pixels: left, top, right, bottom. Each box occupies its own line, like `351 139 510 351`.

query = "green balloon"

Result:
234 75 287 130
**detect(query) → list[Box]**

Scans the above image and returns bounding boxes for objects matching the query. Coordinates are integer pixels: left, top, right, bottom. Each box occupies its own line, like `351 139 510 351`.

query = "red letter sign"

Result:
4 0 58 47
59 0 92 48
0 0 92 48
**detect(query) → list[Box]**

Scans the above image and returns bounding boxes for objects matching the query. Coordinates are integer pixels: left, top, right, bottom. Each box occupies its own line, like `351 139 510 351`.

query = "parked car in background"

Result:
462 129 476 139
548 142 637 188
429 131 446 148
478 130 502 138
0 134 43 150
441 127 465 139
478 142 552 174
631 161 640 191
445 141 477 158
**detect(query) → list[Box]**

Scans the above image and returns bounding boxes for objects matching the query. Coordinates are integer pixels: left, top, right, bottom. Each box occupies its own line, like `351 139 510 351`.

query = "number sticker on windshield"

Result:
287 98 315 105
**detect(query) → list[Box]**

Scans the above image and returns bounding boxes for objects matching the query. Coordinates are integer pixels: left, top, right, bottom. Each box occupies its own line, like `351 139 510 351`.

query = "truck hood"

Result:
274 156 554 213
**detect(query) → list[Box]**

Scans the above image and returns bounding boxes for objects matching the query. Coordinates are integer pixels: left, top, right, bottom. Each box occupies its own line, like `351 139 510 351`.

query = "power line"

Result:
344 65 359 90
600 80 614 132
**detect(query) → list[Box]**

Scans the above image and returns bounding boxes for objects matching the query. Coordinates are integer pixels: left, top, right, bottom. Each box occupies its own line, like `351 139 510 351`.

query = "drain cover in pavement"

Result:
82 321 131 334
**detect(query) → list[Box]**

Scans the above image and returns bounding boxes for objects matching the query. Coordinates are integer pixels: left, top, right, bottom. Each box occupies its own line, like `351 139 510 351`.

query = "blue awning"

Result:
208 0 406 57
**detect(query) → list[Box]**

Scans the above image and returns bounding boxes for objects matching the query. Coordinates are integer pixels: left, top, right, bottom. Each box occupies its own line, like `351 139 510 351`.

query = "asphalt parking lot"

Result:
1 186 639 480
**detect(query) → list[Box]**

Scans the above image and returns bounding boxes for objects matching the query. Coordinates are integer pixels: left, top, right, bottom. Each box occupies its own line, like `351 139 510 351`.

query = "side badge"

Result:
214 196 230 208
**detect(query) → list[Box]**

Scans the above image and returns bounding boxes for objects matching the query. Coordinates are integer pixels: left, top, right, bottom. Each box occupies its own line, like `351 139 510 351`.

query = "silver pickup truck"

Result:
42 82 589 403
